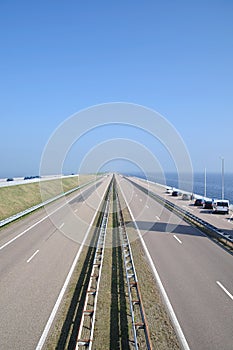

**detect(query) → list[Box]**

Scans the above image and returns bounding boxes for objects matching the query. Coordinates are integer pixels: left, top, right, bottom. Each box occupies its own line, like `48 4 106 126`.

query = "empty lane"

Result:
0 176 111 349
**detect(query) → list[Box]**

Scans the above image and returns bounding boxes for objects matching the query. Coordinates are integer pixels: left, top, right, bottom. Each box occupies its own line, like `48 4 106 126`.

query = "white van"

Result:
212 199 229 214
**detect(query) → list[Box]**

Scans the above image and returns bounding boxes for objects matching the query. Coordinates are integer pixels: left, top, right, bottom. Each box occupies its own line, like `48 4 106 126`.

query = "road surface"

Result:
1 173 233 350
116 175 233 350
0 176 111 350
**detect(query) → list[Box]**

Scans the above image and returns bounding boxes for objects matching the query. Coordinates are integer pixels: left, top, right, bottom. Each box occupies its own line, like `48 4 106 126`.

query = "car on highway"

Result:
172 190 179 197
212 199 229 214
24 175 41 180
182 193 191 200
194 198 204 206
203 200 213 209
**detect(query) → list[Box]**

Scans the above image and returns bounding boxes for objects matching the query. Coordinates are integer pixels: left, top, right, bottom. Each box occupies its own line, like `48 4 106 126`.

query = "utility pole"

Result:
220 157 224 200
204 167 207 198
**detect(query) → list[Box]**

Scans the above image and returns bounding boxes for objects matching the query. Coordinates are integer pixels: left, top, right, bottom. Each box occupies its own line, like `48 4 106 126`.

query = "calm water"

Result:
132 172 233 204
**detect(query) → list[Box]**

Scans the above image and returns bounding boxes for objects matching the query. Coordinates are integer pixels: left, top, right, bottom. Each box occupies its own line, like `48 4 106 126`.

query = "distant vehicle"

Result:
6 178 14 182
203 200 213 210
24 175 41 180
194 198 204 206
212 199 229 214
172 190 179 197
182 193 191 200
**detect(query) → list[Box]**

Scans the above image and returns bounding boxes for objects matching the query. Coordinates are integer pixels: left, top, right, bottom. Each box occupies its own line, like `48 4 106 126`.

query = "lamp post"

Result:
220 157 224 200
204 167 207 198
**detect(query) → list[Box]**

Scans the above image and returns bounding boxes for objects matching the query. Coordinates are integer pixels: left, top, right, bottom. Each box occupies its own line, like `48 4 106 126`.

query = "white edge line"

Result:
216 281 233 301
173 235 182 244
27 249 39 263
59 223 64 229
119 179 191 350
156 216 160 221
0 214 51 251
35 177 111 350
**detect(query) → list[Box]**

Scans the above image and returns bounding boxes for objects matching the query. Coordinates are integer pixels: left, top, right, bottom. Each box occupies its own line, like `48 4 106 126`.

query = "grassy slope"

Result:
0 176 90 220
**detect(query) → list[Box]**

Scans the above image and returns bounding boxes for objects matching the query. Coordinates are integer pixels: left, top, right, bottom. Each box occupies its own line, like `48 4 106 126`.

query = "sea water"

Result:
132 172 233 204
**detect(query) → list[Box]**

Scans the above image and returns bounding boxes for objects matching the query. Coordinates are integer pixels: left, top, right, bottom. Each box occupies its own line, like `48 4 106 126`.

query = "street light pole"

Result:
204 167 207 198
220 157 224 200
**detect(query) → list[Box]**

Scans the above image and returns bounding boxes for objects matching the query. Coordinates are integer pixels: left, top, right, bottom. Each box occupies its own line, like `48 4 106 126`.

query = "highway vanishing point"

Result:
0 174 232 350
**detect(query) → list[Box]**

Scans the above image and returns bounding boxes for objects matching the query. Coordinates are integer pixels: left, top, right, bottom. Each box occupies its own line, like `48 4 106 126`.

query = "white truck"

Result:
212 199 230 214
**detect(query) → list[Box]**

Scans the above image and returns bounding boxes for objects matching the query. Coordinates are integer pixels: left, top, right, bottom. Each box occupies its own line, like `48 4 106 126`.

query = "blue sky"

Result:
0 0 233 177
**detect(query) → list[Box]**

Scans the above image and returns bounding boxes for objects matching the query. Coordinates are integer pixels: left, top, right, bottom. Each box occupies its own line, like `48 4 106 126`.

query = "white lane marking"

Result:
0 191 81 252
140 198 142 202
35 179 110 350
216 281 233 301
59 223 64 229
27 250 39 263
119 185 191 350
173 235 182 244
156 216 160 221
146 205 149 209
0 216 49 252
75 209 78 213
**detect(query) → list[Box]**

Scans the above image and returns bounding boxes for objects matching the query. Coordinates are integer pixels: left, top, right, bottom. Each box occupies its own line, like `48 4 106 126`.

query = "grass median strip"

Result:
43 180 181 349
92 186 132 349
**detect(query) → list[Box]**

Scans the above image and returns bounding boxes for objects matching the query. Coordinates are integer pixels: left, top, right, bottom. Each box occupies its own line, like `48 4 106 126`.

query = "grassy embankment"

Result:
0 175 95 221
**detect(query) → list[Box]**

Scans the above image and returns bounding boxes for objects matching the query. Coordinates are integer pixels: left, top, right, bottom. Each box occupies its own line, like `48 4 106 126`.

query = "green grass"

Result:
0 175 95 221
92 188 132 350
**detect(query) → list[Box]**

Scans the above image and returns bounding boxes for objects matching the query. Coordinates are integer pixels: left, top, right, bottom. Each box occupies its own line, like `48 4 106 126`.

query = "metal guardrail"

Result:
127 178 233 250
137 177 233 215
76 183 111 349
76 176 153 349
0 179 98 228
115 184 153 350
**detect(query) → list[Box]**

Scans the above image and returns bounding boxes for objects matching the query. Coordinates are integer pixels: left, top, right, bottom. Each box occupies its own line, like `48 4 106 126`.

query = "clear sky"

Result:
0 0 232 177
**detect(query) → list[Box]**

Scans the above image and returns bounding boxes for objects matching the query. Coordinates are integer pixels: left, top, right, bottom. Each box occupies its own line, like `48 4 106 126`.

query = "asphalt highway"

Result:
0 176 111 350
138 177 233 236
1 173 232 350
116 175 233 350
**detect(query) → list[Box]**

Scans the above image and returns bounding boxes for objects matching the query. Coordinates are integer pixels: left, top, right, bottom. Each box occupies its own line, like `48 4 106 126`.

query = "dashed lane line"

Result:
216 281 233 301
119 183 191 350
173 235 182 244
27 250 39 263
